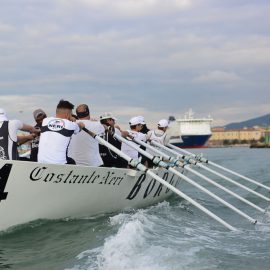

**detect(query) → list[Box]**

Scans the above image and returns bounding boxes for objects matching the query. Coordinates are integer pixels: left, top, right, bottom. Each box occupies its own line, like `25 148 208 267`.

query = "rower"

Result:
147 119 170 145
17 108 47 161
99 112 128 168
138 116 150 134
136 116 150 166
0 108 39 160
121 116 147 167
38 100 85 165
146 119 170 167
30 109 47 161
68 104 105 167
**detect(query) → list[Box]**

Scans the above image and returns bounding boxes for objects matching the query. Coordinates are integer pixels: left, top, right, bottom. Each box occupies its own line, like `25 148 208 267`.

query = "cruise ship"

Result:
168 109 213 148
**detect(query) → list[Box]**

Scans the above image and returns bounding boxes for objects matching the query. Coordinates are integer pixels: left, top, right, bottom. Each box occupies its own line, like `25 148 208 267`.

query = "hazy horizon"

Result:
1 0 270 128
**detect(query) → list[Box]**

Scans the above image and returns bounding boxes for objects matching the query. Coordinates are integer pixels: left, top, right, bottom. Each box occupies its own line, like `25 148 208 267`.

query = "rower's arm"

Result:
17 134 36 145
21 124 40 134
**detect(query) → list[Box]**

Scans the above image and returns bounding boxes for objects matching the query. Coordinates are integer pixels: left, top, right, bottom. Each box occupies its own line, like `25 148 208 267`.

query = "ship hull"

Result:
171 134 211 148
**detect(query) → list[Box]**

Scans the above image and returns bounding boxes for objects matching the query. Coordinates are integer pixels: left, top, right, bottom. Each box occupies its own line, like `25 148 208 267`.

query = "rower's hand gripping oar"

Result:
168 143 270 192
149 140 267 214
82 127 237 231
128 136 260 225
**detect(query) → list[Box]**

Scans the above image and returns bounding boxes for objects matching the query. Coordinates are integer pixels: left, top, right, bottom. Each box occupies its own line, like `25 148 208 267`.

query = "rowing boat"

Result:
0 159 181 231
1 130 268 232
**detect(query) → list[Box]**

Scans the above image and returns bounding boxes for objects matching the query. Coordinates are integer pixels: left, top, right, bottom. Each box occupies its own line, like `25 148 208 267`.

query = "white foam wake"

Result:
66 202 210 270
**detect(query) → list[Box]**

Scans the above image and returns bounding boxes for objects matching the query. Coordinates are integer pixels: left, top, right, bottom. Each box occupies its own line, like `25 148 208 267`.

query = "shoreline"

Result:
207 144 270 149
207 144 250 148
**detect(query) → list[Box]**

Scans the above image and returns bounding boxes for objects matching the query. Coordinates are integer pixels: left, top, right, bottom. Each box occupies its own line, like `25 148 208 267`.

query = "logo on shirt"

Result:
48 119 65 131
0 146 7 160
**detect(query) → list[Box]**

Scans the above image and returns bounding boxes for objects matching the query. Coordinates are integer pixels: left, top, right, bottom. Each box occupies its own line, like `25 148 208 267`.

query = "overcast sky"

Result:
0 0 270 128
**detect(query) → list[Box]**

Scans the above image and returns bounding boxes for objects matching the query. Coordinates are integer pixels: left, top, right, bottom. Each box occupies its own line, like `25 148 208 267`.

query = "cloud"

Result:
0 74 96 88
0 0 270 127
0 94 173 129
0 95 57 124
193 70 241 84
0 22 15 33
213 103 270 126
22 23 61 38
59 0 193 17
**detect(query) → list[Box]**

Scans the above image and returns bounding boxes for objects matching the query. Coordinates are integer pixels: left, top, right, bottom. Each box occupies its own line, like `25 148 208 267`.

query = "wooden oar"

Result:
168 143 270 192
125 136 259 224
167 144 270 202
145 140 267 214
82 127 237 231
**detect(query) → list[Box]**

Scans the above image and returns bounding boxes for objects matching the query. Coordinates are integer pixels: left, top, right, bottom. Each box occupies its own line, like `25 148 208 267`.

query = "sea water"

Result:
1 148 270 270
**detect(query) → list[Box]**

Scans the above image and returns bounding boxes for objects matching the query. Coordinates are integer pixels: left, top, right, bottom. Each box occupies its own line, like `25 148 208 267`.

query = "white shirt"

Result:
5 120 23 141
68 120 105 166
121 130 147 159
146 129 169 156
38 117 81 164
147 129 169 145
0 120 23 160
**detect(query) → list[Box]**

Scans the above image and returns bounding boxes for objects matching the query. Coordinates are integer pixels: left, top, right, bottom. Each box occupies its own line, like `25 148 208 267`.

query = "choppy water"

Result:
1 148 270 270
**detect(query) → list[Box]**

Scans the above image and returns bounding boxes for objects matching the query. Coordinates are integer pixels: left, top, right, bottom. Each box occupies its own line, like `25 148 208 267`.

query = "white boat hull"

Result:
0 160 182 231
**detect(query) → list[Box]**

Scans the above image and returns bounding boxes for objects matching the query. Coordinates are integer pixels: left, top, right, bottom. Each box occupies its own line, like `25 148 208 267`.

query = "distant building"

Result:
209 127 264 146
263 128 270 144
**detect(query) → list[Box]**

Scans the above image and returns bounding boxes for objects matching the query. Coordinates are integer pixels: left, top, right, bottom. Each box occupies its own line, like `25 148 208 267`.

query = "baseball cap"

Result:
129 116 142 126
100 112 117 121
137 116 146 125
0 108 8 121
33 109 46 120
158 119 169 128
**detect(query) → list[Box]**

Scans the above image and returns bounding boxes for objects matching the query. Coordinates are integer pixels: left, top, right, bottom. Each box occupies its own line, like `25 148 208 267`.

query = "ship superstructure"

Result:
168 109 213 148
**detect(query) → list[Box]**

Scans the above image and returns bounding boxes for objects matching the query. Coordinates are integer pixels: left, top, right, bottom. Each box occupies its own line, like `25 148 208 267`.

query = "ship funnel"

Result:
168 116 176 124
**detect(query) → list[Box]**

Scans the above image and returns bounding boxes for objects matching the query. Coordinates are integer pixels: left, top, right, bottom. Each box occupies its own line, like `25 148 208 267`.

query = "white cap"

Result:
100 112 117 121
0 108 8 121
129 116 142 126
158 119 169 128
137 116 146 125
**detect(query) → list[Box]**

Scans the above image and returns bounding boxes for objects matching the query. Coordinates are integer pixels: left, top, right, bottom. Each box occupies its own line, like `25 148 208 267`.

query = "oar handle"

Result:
82 127 96 138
